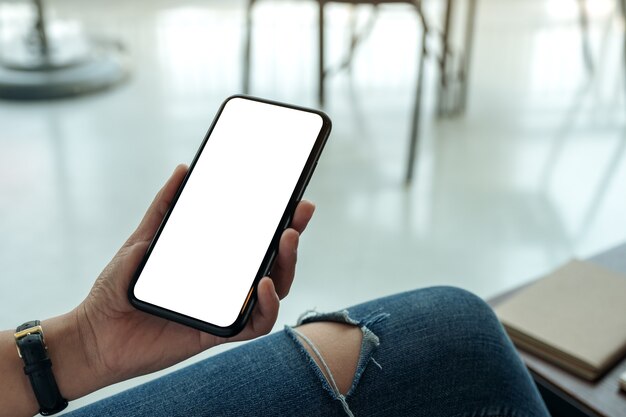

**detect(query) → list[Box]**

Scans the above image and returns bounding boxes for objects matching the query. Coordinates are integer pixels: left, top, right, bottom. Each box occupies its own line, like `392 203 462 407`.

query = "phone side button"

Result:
239 287 255 315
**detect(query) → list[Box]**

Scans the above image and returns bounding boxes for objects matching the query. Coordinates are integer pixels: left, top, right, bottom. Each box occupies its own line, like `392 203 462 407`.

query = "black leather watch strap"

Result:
14 320 68 416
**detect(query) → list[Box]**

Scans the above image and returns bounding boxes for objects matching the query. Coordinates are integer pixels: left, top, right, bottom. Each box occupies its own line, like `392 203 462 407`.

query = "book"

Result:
495 259 626 381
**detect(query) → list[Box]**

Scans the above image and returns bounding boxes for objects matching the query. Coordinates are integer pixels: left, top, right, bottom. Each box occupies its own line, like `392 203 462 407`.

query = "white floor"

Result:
1 0 626 411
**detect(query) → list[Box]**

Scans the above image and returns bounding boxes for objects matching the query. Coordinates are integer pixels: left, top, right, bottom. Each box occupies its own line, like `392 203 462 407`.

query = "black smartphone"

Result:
128 95 331 337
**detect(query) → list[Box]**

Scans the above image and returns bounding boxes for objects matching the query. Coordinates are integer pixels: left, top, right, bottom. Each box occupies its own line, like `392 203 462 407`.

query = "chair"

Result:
243 0 477 184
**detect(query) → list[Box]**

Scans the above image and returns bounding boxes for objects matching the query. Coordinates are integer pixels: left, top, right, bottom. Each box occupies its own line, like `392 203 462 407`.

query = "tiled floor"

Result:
1 0 625 411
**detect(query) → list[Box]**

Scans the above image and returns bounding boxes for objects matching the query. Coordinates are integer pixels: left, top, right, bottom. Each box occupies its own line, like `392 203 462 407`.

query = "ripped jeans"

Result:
65 287 550 417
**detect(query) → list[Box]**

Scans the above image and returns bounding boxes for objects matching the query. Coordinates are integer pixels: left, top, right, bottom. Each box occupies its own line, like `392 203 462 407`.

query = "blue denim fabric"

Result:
66 287 549 417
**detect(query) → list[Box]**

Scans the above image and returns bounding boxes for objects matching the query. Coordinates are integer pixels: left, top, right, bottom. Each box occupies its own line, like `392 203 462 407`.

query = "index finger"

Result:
127 164 189 246
290 200 315 234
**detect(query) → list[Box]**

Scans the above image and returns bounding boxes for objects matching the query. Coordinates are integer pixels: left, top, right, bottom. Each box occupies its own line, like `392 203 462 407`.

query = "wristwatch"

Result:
14 321 68 416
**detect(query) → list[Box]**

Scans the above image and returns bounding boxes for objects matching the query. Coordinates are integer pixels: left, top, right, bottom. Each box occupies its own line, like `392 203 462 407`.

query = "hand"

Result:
75 164 315 387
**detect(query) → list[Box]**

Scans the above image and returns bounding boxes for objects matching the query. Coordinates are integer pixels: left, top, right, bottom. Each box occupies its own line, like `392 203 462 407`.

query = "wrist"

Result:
41 310 100 402
0 312 98 417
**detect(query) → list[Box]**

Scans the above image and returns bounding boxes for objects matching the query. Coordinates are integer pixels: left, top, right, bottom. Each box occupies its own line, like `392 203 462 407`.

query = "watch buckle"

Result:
14 325 45 358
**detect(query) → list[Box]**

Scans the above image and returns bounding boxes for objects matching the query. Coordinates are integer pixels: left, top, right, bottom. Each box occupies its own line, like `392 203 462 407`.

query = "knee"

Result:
401 287 541 409
400 286 510 355
418 286 497 322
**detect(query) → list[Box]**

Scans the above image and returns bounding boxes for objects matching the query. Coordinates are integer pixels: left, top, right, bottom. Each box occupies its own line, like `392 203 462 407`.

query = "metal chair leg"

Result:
619 0 626 81
243 0 254 94
458 0 477 114
578 0 594 74
405 28 427 185
33 0 50 59
319 0 326 106
436 0 453 117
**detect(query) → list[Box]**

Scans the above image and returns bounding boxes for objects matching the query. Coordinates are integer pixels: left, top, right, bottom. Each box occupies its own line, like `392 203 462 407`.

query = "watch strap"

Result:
15 320 68 416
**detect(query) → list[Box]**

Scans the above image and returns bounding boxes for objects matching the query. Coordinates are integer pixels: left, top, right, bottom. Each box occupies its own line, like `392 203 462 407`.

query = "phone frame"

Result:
127 95 332 337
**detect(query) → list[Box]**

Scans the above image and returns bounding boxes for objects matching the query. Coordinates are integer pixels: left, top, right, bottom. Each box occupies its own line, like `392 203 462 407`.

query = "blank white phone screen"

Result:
134 98 323 327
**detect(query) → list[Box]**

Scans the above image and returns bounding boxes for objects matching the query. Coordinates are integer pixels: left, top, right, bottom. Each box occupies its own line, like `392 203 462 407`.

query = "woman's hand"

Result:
75 164 315 390
0 164 314 417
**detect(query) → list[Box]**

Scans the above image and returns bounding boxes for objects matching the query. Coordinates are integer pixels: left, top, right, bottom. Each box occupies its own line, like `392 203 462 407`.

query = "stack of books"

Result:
495 259 626 381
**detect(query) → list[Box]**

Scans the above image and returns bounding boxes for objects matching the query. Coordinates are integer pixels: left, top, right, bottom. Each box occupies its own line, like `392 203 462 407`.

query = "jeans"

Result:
67 287 550 417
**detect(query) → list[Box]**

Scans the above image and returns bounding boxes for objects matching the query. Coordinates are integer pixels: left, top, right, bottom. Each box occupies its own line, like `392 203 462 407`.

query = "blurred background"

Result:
1 0 625 411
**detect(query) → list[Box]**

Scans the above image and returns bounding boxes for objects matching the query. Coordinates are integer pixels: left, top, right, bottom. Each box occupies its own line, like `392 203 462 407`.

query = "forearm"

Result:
0 327 38 417
0 311 99 417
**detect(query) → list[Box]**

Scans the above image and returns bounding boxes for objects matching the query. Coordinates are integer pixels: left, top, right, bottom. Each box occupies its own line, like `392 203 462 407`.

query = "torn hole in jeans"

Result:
285 310 389 417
